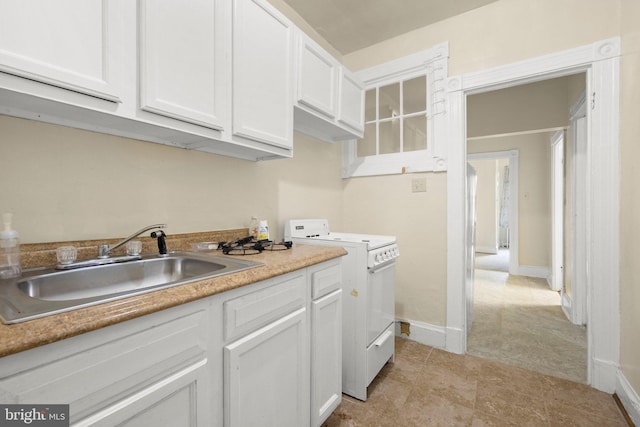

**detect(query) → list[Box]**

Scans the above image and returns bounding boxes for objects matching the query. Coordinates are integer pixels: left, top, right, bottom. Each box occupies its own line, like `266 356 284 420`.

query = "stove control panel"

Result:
367 244 400 268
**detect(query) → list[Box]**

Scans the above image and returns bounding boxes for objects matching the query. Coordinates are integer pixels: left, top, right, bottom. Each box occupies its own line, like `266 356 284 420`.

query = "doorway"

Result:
445 37 621 392
465 108 587 383
467 150 518 276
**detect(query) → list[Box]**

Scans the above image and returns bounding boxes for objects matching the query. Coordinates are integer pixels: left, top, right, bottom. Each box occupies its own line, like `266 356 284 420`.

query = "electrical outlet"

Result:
411 178 427 193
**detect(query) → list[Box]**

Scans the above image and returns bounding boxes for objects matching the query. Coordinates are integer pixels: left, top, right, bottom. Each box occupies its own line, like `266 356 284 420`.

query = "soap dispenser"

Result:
0 212 21 279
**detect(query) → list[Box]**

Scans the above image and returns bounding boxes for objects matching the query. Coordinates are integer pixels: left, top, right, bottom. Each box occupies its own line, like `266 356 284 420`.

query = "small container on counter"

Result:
249 216 259 240
258 220 269 241
0 212 21 279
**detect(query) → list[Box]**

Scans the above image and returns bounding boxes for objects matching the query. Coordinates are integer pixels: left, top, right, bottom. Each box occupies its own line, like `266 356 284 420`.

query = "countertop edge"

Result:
0 244 347 358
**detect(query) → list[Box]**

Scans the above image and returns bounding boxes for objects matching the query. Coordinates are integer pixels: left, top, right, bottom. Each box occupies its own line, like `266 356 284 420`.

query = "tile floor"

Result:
469 250 587 383
323 250 627 426
323 337 628 426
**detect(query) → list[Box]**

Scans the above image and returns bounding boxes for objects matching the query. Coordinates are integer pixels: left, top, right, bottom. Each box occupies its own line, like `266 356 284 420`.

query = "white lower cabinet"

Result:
224 308 308 427
0 259 342 426
308 261 343 426
311 290 342 426
0 299 215 426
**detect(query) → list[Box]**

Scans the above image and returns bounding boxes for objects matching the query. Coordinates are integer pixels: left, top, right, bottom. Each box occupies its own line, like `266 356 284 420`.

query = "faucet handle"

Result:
98 244 110 258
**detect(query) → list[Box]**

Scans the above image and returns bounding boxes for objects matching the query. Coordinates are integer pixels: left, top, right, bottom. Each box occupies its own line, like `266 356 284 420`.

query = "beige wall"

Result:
3 0 638 400
343 0 640 401
467 77 572 138
469 159 498 254
619 0 640 399
342 172 448 324
343 0 615 327
0 116 344 244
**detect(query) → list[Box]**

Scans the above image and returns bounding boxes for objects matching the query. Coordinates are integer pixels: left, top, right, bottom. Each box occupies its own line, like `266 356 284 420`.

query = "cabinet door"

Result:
0 0 121 101
0 302 213 425
311 289 342 427
224 308 308 427
338 68 365 133
79 360 209 426
139 0 227 130
297 33 338 119
232 0 293 149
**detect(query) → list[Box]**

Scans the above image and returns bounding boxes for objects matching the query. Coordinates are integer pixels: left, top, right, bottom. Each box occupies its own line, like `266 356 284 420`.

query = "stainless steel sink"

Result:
0 252 263 324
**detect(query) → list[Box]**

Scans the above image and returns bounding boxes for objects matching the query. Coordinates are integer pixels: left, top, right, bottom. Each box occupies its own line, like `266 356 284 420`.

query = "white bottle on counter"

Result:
0 212 21 279
258 220 269 241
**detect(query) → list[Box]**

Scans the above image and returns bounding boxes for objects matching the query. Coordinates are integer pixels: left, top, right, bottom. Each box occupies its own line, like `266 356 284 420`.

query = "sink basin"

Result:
0 252 263 324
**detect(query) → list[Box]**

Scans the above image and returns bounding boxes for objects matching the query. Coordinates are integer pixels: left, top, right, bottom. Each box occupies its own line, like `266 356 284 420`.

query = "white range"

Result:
285 219 399 401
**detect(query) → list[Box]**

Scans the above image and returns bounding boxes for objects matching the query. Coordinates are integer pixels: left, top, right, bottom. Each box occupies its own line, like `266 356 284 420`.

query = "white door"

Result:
466 164 478 333
224 308 308 427
551 130 565 292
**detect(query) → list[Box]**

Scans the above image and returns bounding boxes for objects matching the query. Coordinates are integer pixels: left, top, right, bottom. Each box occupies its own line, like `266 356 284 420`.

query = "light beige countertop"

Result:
0 243 346 358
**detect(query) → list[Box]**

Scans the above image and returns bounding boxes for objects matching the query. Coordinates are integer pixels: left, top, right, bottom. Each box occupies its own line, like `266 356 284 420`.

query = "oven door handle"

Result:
374 329 393 347
369 262 395 274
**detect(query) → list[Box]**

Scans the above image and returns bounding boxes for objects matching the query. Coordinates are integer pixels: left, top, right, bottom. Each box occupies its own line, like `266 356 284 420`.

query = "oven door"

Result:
367 260 395 345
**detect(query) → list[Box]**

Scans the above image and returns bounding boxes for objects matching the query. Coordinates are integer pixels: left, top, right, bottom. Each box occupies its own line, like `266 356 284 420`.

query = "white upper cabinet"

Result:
231 0 293 151
0 0 361 160
296 32 338 119
138 0 227 130
0 0 122 102
338 68 365 133
293 30 364 143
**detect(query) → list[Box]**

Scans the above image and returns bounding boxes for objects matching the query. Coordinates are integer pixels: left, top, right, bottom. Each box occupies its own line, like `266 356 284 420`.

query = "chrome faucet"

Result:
98 224 167 258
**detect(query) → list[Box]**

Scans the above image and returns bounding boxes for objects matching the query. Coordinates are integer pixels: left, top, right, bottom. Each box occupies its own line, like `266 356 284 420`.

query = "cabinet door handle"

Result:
374 329 393 347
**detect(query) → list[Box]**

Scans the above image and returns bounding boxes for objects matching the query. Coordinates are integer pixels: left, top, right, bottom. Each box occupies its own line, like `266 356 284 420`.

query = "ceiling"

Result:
282 0 500 55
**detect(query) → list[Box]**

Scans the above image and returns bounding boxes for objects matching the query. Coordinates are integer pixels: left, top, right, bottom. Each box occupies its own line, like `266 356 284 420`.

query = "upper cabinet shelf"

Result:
0 0 360 160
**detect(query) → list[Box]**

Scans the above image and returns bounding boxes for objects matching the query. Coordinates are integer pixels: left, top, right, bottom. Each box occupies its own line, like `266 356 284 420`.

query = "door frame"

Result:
550 130 565 292
445 38 620 392
565 92 588 326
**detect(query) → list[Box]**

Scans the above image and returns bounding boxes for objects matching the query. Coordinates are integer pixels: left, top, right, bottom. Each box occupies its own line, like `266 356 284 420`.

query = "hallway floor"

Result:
469 250 587 383
323 337 627 426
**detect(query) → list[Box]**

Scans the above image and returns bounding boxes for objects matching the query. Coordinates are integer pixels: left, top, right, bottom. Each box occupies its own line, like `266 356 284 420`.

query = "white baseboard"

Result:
617 369 640 426
394 319 446 350
475 246 498 254
592 358 618 393
517 264 550 280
